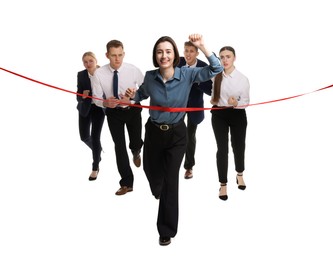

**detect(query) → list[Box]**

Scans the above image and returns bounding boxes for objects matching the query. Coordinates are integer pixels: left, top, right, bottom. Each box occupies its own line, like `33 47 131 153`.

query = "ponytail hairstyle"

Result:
211 46 236 104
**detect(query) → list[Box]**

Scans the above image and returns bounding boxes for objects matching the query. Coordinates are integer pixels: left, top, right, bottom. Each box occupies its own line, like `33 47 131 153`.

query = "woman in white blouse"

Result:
210 46 250 201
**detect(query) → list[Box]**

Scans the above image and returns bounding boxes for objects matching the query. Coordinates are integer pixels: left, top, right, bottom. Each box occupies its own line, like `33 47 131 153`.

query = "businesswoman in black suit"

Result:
77 52 105 181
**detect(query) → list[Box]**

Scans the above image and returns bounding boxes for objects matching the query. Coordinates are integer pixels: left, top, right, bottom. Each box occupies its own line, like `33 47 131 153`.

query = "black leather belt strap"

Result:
151 120 183 131
115 106 131 110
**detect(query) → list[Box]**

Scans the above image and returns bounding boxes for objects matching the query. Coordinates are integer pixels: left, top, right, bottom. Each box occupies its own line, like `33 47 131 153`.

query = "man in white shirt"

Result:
91 40 144 196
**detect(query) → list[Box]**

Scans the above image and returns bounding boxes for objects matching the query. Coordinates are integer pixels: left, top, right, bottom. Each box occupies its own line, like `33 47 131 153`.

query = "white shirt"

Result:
185 60 198 68
88 72 97 105
91 62 144 107
213 68 250 109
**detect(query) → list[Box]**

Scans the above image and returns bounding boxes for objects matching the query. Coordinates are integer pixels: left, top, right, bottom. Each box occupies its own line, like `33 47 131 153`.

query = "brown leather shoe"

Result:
115 186 133 195
184 169 193 179
159 236 171 246
133 151 141 167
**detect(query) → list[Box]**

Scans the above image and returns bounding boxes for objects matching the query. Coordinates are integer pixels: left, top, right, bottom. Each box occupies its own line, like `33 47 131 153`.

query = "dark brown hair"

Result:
211 46 236 104
152 36 180 68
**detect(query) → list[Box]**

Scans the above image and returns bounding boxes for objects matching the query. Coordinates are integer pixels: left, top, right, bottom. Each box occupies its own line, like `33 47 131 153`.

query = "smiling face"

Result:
82 53 98 74
155 41 175 69
183 45 199 66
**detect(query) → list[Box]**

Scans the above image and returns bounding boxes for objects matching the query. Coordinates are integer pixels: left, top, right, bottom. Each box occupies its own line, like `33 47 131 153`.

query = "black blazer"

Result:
177 57 213 124
76 69 92 117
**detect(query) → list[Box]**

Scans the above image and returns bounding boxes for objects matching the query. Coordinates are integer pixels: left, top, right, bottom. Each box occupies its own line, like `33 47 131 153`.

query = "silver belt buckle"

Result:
160 124 169 131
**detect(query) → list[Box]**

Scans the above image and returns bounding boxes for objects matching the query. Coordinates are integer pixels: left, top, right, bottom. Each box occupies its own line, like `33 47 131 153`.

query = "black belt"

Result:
151 120 183 131
115 106 131 110
213 105 234 109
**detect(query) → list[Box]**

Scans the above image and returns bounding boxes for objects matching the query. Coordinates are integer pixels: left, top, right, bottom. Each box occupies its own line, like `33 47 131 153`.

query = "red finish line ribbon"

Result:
0 67 105 101
1 67 333 112
244 84 333 108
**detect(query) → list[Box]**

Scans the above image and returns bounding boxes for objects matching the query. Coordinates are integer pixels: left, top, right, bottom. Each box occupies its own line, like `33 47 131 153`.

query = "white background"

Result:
1 0 333 259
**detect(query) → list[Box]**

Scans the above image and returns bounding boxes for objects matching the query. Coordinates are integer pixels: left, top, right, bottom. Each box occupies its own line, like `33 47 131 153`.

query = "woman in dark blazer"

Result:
77 52 105 181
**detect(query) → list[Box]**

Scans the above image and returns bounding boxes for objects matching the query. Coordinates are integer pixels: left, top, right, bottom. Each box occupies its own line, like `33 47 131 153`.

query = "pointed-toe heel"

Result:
89 169 99 181
236 174 246 190
219 183 228 200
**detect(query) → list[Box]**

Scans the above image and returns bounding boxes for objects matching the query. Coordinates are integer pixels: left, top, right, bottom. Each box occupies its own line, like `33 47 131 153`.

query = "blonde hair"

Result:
82 51 97 61
82 51 99 68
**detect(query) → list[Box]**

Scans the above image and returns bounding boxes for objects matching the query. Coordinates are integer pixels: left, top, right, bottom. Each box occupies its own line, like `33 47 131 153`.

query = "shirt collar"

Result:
108 64 121 73
173 67 181 80
223 67 237 78
154 67 181 82
186 60 198 68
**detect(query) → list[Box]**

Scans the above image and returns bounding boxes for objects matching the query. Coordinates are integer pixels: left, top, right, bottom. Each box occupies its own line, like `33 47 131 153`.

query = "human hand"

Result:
188 34 204 48
228 96 238 107
82 90 90 99
118 94 131 106
125 88 136 98
188 34 211 57
103 97 120 108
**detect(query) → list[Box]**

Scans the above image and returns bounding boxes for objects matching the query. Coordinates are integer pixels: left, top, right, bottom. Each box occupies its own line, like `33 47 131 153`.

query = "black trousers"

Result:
143 119 186 238
211 108 247 183
106 106 143 187
78 104 105 171
183 115 198 170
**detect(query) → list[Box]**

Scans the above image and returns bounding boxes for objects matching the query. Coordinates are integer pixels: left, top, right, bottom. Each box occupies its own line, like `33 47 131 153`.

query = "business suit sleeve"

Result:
196 59 212 96
76 70 93 117
77 72 84 102
198 79 212 96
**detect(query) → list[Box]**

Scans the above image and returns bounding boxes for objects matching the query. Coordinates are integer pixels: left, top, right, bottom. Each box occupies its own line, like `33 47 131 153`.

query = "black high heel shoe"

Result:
236 174 246 190
89 169 99 181
219 183 228 200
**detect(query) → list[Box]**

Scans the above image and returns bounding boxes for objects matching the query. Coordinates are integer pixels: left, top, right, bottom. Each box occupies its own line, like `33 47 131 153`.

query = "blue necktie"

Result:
113 70 119 99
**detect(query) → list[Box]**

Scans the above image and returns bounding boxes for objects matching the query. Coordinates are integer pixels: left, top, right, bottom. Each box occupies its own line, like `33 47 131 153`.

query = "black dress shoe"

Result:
159 236 171 246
